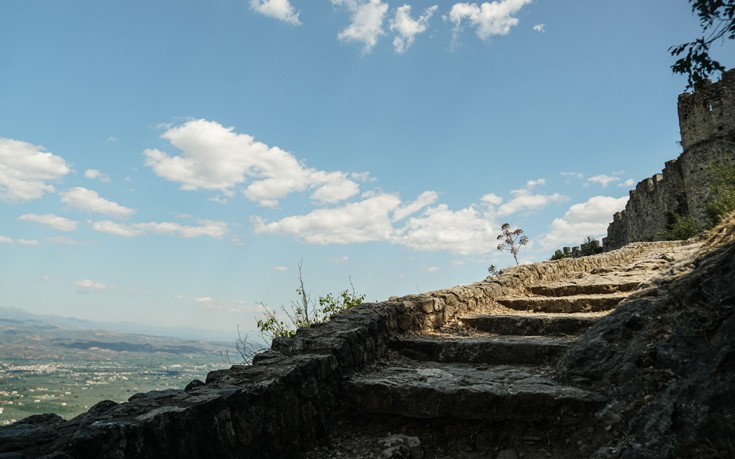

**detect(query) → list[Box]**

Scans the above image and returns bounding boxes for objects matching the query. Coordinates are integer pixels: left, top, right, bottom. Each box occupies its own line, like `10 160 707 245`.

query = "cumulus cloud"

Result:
539 196 628 249
254 191 500 255
144 119 361 207
61 187 135 218
495 179 568 216
250 0 301 25
389 5 438 53
619 178 635 187
91 219 228 238
84 169 112 183
0 235 40 246
447 0 533 41
0 137 70 202
76 279 109 294
253 193 400 244
532 23 544 32
18 213 79 232
392 191 438 221
253 178 572 256
587 174 620 188
332 0 389 53
394 204 497 255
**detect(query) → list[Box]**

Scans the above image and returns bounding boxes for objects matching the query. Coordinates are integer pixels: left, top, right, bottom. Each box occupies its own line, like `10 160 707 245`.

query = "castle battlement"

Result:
604 69 735 250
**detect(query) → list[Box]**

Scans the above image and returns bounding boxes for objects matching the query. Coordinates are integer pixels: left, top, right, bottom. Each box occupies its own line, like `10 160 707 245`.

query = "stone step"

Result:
460 313 600 336
528 280 641 297
390 335 574 365
342 362 606 423
496 293 627 313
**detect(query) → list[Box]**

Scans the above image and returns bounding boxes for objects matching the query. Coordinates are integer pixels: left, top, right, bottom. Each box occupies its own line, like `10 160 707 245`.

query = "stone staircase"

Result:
307 245 694 458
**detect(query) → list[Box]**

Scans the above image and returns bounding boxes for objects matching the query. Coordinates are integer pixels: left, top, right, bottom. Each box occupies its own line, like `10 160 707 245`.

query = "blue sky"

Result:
1 0 733 340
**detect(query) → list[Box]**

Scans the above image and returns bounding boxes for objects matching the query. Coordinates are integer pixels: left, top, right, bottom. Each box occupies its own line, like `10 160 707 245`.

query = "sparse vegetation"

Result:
580 236 603 256
496 223 528 266
706 162 735 226
255 261 365 342
661 212 700 240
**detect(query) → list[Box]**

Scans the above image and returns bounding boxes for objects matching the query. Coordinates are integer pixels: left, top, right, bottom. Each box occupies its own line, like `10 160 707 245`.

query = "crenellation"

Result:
604 69 735 251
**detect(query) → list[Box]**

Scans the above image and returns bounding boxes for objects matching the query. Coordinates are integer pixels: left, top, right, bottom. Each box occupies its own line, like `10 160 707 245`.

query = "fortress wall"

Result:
604 69 735 250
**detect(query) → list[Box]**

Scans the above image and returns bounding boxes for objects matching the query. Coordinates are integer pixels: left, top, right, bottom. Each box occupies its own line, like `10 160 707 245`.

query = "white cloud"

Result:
91 219 228 238
18 213 78 232
587 174 620 188
481 193 503 205
144 119 361 207
532 23 544 32
447 0 533 42
0 137 70 202
394 204 497 255
539 196 628 249
392 191 438 221
61 187 135 218
274 265 289 271
84 169 112 183
250 0 301 25
47 236 83 245
427 266 440 272
389 5 438 54
0 235 40 246
496 180 568 216
330 256 350 264
194 296 251 312
619 178 635 187
332 0 389 53
253 193 400 244
76 279 108 294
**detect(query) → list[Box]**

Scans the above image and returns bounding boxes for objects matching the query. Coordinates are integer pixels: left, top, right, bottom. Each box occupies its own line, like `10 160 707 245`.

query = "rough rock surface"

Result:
1 217 733 458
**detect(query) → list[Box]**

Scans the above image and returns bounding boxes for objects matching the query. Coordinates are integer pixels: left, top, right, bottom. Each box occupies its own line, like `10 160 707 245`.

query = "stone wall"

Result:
604 69 735 250
0 241 683 458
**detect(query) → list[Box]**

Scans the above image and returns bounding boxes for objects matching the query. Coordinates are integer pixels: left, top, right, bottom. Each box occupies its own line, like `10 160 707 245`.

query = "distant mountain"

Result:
0 307 238 344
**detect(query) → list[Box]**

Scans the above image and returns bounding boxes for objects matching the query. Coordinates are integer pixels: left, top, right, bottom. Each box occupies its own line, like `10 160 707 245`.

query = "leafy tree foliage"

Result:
670 0 735 89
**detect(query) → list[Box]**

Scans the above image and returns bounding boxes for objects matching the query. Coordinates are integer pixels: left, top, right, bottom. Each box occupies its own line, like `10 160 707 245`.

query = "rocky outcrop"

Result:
1 221 733 458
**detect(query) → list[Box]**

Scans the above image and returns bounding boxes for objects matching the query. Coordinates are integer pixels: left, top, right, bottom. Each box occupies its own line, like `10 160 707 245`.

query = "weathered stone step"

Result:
390 335 574 365
343 362 606 423
460 313 600 336
528 280 641 296
497 293 627 313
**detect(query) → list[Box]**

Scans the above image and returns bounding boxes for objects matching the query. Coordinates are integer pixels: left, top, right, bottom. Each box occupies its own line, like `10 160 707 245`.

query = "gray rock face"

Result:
1 219 732 458
558 220 735 457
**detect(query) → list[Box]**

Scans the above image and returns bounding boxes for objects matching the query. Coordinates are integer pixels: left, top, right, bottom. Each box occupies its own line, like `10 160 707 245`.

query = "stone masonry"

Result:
604 68 735 250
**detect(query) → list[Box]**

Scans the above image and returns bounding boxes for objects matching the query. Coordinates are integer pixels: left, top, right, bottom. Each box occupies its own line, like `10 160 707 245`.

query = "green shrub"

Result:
661 212 699 240
706 162 735 226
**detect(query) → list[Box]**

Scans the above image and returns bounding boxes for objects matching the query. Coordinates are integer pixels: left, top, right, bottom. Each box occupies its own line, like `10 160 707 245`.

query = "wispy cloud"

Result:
194 296 251 312
332 0 389 53
587 174 620 188
76 279 109 294
0 137 70 202
92 219 228 238
496 179 568 216
389 5 438 54
84 169 112 183
532 23 544 32
250 0 301 25
0 235 40 246
61 187 135 218
144 119 362 207
18 213 79 232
